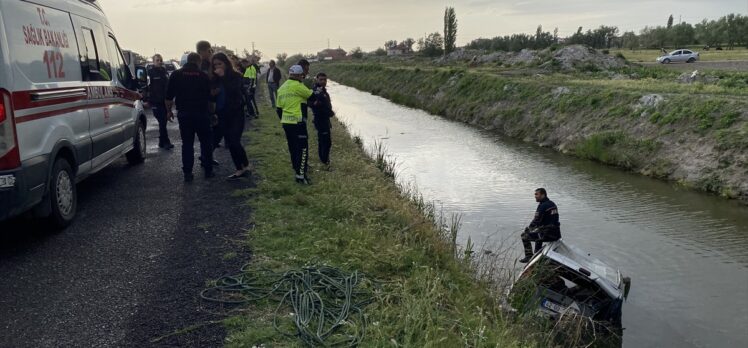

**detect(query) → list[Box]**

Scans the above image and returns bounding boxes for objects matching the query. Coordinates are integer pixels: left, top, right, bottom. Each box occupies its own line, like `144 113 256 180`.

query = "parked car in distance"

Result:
657 49 700 64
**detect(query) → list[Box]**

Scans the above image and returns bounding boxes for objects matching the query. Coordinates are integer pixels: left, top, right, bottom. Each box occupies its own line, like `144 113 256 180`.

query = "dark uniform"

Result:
147 66 172 148
310 83 334 165
521 197 561 259
166 62 214 179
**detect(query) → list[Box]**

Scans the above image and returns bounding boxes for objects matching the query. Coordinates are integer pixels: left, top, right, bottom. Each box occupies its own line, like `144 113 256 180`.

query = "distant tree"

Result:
621 31 639 50
553 27 559 42
443 7 458 55
384 40 398 50
402 38 416 52
671 23 695 47
418 32 444 57
276 53 288 66
667 14 674 29
373 48 387 56
350 47 364 59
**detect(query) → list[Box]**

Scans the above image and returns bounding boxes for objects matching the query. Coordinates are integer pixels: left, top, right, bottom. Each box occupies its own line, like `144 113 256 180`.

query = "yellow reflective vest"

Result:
276 79 312 124
243 65 257 79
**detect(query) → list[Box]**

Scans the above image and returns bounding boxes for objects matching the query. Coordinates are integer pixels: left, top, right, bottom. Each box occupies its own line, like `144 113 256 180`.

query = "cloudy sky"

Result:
99 0 747 60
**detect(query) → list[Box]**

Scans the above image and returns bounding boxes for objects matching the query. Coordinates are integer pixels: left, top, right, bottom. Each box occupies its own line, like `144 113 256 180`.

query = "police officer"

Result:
165 53 215 182
310 72 334 168
519 188 561 263
242 58 258 118
276 65 313 184
148 54 173 149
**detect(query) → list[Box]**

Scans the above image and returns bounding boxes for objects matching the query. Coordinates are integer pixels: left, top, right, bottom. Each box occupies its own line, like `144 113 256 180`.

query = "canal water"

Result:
328 82 748 348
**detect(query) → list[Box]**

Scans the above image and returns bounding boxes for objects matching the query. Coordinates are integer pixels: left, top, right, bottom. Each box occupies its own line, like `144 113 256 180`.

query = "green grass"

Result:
223 103 537 347
610 47 748 62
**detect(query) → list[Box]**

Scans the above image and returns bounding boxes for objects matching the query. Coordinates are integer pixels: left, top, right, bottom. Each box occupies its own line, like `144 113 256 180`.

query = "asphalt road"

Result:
0 111 254 347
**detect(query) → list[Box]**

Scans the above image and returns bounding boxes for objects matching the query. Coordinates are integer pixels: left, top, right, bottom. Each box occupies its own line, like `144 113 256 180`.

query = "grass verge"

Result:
222 103 536 347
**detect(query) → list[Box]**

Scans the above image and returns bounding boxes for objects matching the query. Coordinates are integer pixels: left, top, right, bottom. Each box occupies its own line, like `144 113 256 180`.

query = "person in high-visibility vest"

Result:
242 59 259 118
276 65 313 184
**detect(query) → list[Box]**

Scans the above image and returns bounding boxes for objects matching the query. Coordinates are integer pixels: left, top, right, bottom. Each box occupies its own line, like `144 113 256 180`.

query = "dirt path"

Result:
642 60 748 71
0 111 254 347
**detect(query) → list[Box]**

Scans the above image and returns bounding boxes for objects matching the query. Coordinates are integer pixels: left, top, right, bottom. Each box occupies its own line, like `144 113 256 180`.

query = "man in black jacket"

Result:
519 188 561 263
266 60 282 108
310 73 334 167
165 53 215 182
148 54 173 149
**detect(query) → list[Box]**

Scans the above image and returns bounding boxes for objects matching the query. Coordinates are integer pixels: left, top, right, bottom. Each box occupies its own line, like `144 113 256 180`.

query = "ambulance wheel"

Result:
126 119 146 164
48 158 77 229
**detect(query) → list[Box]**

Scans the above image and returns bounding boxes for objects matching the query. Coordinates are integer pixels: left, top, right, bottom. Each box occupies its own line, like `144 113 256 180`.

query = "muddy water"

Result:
328 82 748 348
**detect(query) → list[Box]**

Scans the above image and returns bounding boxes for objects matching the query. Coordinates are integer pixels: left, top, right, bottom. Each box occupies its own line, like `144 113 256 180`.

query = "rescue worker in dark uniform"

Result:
310 72 334 168
165 53 215 182
147 54 173 149
276 65 313 184
519 188 561 263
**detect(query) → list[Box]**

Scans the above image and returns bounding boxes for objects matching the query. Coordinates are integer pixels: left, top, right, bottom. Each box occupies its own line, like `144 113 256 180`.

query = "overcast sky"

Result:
99 0 747 60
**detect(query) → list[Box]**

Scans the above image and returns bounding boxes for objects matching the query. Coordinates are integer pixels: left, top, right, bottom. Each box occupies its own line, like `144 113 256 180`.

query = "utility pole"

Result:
327 38 330 49
251 42 255 55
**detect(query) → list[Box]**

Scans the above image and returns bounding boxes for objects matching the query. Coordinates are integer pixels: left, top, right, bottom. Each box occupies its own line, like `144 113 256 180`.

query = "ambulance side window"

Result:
78 28 106 81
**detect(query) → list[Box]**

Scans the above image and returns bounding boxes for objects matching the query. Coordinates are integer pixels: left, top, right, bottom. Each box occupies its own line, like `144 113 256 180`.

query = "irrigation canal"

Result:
329 82 748 348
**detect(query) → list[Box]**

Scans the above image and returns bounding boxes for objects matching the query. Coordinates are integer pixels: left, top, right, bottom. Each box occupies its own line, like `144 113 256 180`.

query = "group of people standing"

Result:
146 40 335 185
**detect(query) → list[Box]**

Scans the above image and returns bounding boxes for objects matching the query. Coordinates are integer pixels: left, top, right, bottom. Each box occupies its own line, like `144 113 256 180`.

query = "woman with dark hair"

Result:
212 52 250 179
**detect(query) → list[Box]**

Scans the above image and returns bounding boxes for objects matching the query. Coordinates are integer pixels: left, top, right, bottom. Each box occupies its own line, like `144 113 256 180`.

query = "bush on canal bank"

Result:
222 104 542 346
316 62 748 202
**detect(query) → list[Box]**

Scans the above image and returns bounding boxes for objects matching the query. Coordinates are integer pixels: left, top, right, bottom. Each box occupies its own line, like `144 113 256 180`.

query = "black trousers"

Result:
249 88 259 116
314 121 332 165
243 82 256 117
151 102 171 146
178 111 214 175
521 226 561 257
283 122 309 177
213 119 224 147
219 110 249 171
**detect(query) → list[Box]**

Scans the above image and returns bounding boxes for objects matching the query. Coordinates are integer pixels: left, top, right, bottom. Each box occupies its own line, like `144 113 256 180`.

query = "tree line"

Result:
465 13 748 53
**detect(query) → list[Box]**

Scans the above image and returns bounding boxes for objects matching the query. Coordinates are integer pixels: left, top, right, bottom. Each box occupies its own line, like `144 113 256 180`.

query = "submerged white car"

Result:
508 240 631 328
657 49 700 64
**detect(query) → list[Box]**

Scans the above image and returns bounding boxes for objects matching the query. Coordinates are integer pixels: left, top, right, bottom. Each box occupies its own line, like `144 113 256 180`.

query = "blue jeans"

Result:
267 82 279 108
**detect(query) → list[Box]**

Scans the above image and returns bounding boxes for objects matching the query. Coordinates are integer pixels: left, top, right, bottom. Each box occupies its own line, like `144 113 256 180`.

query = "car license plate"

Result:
0 174 16 188
542 299 566 313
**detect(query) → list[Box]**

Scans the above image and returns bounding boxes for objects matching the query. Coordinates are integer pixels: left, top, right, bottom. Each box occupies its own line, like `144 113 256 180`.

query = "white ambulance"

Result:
0 0 147 228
